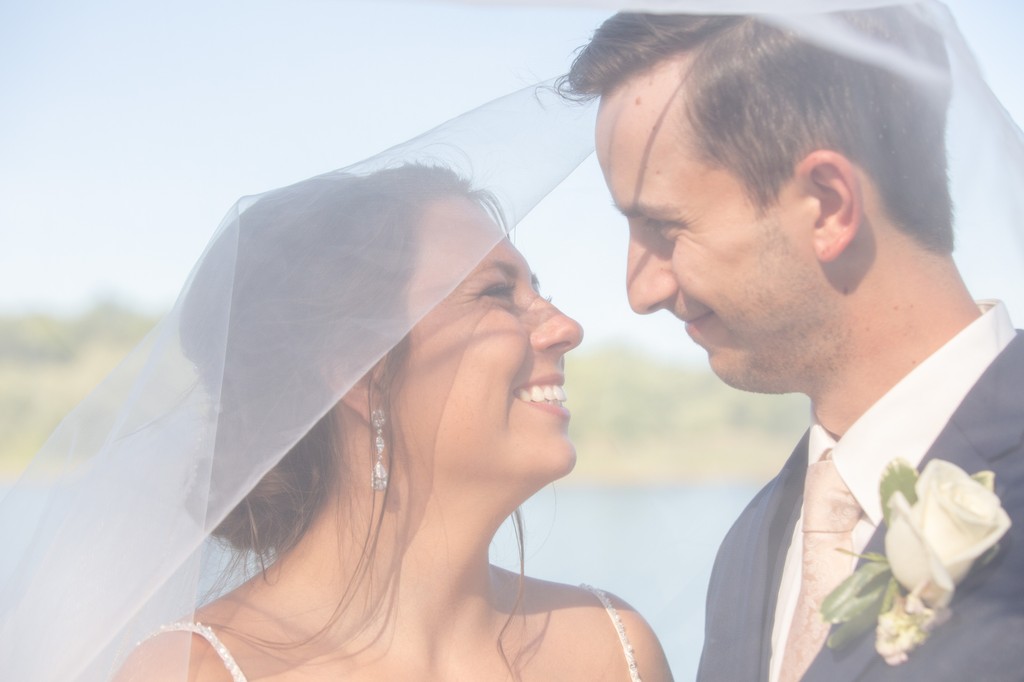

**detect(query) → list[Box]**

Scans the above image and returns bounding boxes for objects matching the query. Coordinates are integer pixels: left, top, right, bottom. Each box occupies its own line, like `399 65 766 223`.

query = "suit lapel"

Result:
757 436 809 674
803 332 1024 681
935 333 1024 471
699 432 807 681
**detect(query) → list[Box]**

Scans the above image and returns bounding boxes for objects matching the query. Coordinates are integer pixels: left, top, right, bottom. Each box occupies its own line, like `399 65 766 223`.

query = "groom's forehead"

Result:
596 56 697 157
596 59 706 213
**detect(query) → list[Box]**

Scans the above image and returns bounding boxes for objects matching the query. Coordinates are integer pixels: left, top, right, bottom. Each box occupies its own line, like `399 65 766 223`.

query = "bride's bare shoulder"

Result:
516 574 674 682
112 626 236 682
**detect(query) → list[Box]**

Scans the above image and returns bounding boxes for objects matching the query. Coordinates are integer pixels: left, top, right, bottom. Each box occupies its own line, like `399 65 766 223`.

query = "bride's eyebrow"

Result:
477 260 539 292
480 260 526 281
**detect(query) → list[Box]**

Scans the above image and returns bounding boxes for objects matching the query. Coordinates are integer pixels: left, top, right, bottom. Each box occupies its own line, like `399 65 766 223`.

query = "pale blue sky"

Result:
3 0 1022 364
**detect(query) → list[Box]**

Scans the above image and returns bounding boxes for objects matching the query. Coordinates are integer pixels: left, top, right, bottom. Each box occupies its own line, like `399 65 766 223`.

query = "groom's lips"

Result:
683 310 713 326
684 311 715 342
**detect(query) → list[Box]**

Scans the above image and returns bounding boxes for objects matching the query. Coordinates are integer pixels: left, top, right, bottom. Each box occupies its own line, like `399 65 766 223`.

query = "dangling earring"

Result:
371 409 388 491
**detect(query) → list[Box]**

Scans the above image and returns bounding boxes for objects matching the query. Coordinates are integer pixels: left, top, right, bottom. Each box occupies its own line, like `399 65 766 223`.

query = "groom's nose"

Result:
626 229 679 315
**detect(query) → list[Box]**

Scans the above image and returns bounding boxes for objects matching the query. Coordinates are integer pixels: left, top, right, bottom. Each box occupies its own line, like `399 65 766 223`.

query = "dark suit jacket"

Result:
696 332 1024 682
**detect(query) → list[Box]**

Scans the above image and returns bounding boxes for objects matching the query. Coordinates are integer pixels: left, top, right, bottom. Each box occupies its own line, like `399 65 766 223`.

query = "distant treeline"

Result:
0 303 157 363
0 305 808 483
567 346 807 482
0 304 158 474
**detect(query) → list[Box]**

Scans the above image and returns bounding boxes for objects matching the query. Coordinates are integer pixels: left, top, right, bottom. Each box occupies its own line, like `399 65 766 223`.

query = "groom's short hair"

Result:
561 8 954 253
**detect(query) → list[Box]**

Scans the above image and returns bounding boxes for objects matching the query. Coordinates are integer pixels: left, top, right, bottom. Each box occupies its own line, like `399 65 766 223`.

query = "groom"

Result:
563 8 1024 682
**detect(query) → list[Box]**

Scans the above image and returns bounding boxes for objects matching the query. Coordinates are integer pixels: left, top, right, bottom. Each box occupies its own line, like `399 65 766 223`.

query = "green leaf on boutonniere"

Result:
827 575 899 650
822 559 892 625
880 459 918 526
971 469 996 492
836 548 887 563
858 551 888 563
879 574 900 614
835 544 884 561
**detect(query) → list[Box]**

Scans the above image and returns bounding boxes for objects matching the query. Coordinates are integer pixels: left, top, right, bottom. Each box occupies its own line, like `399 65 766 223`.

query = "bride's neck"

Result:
214 481 517 660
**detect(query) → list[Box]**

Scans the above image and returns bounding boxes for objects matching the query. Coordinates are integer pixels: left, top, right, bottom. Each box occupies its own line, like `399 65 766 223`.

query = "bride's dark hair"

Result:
189 164 499 559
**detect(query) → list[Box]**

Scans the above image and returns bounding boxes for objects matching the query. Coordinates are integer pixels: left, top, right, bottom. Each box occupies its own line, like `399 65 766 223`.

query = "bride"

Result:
0 70 667 677
96 164 672 681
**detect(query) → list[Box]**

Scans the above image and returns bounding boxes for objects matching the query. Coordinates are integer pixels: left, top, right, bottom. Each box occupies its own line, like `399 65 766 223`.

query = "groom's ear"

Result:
793 150 863 263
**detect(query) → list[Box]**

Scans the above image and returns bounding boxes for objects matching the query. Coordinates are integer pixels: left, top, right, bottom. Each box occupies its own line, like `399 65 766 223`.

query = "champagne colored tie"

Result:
779 453 862 682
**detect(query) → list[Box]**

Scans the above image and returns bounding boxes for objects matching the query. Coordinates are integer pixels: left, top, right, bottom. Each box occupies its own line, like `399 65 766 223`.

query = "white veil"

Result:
0 83 596 680
2 1 1022 680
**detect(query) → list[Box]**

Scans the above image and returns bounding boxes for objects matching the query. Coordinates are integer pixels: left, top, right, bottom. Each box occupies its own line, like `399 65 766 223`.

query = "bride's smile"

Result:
393 207 583 501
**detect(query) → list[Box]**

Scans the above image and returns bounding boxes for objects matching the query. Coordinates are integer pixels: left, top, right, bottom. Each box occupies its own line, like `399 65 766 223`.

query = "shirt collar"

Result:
821 300 1014 525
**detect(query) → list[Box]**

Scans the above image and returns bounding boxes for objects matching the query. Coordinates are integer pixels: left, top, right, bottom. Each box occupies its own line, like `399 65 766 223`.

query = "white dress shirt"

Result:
768 301 1016 682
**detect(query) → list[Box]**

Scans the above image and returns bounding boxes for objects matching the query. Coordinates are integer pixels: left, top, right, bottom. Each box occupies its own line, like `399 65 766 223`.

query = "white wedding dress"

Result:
151 585 642 682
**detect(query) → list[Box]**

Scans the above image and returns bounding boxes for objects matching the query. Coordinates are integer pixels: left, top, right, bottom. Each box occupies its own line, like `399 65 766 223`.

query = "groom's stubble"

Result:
700 213 848 400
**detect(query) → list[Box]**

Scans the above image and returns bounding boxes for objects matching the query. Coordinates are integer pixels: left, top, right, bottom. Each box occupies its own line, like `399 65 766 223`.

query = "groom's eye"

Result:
646 217 686 237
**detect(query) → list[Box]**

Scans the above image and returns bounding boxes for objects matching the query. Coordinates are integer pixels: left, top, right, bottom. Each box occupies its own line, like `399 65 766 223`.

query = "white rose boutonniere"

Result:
820 458 1011 666
886 460 1011 609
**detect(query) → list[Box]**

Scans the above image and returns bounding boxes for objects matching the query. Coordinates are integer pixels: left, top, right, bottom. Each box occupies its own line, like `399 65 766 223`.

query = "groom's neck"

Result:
810 251 979 437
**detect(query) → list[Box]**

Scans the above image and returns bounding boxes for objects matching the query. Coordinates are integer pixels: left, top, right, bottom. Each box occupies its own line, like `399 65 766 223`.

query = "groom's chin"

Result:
706 351 797 396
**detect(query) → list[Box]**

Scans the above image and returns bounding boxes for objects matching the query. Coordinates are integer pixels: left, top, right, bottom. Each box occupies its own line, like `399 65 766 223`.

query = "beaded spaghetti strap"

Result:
581 584 642 682
149 622 248 682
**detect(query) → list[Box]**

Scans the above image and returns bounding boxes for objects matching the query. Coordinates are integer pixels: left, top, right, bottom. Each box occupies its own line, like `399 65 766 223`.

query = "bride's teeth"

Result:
516 385 567 404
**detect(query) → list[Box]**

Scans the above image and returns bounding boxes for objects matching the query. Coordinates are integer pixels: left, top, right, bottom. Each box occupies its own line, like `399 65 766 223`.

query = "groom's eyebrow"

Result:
616 201 690 226
614 200 679 222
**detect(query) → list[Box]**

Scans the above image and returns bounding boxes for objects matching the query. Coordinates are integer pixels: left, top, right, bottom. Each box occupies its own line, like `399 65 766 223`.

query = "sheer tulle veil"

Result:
0 82 597 679
1 1 1022 680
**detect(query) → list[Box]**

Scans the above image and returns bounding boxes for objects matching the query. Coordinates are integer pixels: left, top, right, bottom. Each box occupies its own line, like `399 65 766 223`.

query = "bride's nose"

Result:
530 302 583 355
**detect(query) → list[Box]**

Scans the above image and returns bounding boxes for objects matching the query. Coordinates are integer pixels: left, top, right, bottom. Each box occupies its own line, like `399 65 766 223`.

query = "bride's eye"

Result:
530 274 551 303
482 282 516 300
